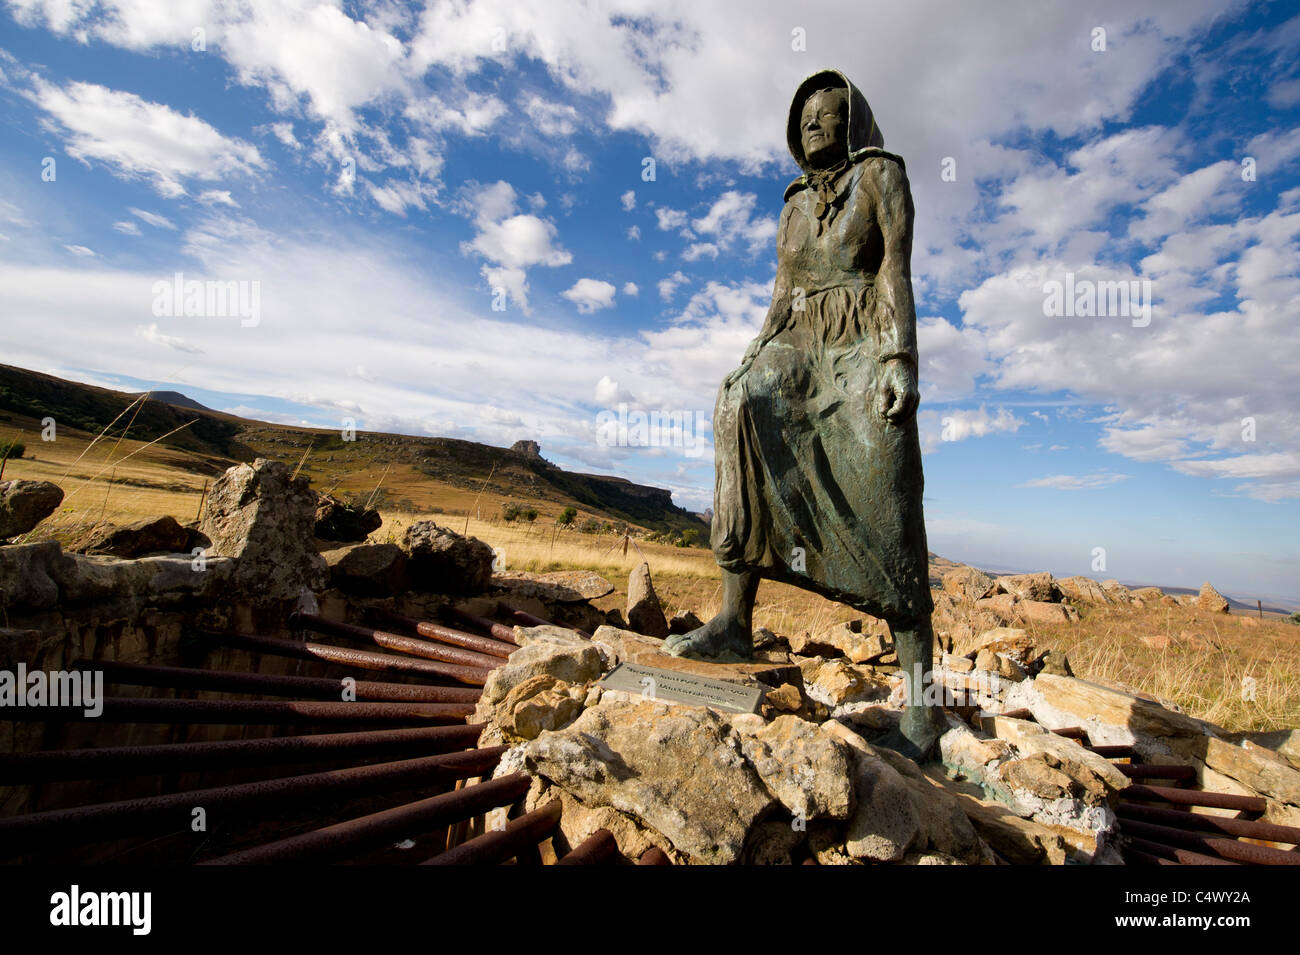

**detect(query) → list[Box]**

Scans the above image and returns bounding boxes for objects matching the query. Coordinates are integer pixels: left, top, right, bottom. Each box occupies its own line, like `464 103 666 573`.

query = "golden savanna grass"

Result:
7 413 1297 734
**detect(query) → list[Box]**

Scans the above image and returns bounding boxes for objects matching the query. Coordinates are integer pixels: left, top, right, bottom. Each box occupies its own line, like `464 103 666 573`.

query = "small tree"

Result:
521 507 539 523
557 506 577 526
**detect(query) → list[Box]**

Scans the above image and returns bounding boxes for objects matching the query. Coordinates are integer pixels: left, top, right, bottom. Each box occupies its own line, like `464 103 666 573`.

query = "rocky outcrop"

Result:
323 542 409 596
402 521 493 595
789 617 892 664
200 458 326 603
626 561 668 638
83 515 190 557
493 570 613 603
1196 582 1230 614
313 493 382 542
0 539 235 612
0 479 63 538
525 700 776 865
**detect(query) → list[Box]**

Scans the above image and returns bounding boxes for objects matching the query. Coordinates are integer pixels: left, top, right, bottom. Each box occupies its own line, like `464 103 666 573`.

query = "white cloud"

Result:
682 242 718 261
197 189 238 207
111 221 141 236
561 278 617 313
657 269 688 301
626 224 640 241
129 207 176 230
690 190 775 255
63 244 96 257
29 79 264 197
622 282 638 296
1018 473 1132 490
458 180 571 312
620 190 636 211
134 322 204 354
655 207 688 231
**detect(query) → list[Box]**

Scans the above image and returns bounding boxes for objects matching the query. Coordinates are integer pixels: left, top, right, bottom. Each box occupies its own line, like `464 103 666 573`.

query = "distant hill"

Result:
0 363 707 535
151 390 214 413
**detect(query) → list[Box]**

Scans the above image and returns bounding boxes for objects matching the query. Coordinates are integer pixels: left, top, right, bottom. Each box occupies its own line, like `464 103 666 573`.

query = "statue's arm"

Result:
869 158 920 421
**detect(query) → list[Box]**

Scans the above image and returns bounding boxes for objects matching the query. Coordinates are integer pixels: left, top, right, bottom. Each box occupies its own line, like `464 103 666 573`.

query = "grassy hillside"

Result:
0 363 707 538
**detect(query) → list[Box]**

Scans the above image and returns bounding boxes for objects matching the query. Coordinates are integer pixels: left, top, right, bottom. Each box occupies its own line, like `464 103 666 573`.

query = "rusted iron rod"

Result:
446 607 520 645
11 697 475 724
0 747 508 854
290 613 503 671
1124 836 1237 866
997 708 1032 720
1116 763 1198 782
70 659 480 704
556 829 619 865
371 608 517 658
1122 846 1182 866
421 800 563 865
1088 744 1138 758
1050 726 1086 739
202 773 532 865
638 846 672 865
0 725 484 783
499 603 591 639
1119 803 1300 848
1121 783 1267 814
202 629 491 686
1119 819 1300 865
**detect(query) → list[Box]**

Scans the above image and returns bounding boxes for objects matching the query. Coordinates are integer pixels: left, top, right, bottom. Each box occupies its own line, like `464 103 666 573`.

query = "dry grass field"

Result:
6 410 1298 736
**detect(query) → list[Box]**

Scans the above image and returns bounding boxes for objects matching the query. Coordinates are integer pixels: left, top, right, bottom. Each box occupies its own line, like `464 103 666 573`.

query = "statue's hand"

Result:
877 358 918 422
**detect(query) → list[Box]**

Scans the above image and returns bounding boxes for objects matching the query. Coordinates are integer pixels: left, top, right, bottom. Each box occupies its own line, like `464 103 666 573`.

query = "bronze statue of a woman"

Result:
665 69 943 758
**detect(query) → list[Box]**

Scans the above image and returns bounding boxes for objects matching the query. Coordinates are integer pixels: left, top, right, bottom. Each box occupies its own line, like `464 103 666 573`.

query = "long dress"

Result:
709 153 933 624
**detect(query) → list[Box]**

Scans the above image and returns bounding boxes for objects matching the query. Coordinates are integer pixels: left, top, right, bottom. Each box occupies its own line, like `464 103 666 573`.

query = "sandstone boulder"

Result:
83 515 190 557
524 700 775 864
313 493 382 542
480 641 603 706
626 562 668 638
493 569 613 603
668 609 704 635
1196 582 1230 614
823 722 989 864
1015 599 1080 625
0 479 63 538
1056 576 1112 604
199 458 327 602
799 658 892 708
789 617 892 663
402 521 494 595
996 571 1061 602
732 714 853 820
942 567 995 600
323 542 409 596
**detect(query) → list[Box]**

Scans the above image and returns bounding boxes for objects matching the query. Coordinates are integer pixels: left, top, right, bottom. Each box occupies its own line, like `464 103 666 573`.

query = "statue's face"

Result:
800 90 847 168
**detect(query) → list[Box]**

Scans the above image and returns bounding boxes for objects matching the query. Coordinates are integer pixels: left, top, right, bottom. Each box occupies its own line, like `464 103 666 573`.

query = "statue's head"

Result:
800 88 849 169
786 70 885 174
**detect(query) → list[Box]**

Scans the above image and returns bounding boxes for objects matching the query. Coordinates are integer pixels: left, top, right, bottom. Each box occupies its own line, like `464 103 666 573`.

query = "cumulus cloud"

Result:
562 278 617 313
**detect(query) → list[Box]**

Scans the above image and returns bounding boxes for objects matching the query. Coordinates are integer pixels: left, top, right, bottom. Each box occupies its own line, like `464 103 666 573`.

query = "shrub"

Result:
1 440 24 461
557 506 577 526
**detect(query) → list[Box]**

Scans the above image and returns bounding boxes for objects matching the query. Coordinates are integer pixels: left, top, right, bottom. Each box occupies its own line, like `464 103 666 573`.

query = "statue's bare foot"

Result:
873 706 945 762
663 613 753 659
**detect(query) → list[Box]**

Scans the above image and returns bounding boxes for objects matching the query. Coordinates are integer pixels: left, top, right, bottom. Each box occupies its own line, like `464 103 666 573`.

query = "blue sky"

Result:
0 1 1297 605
